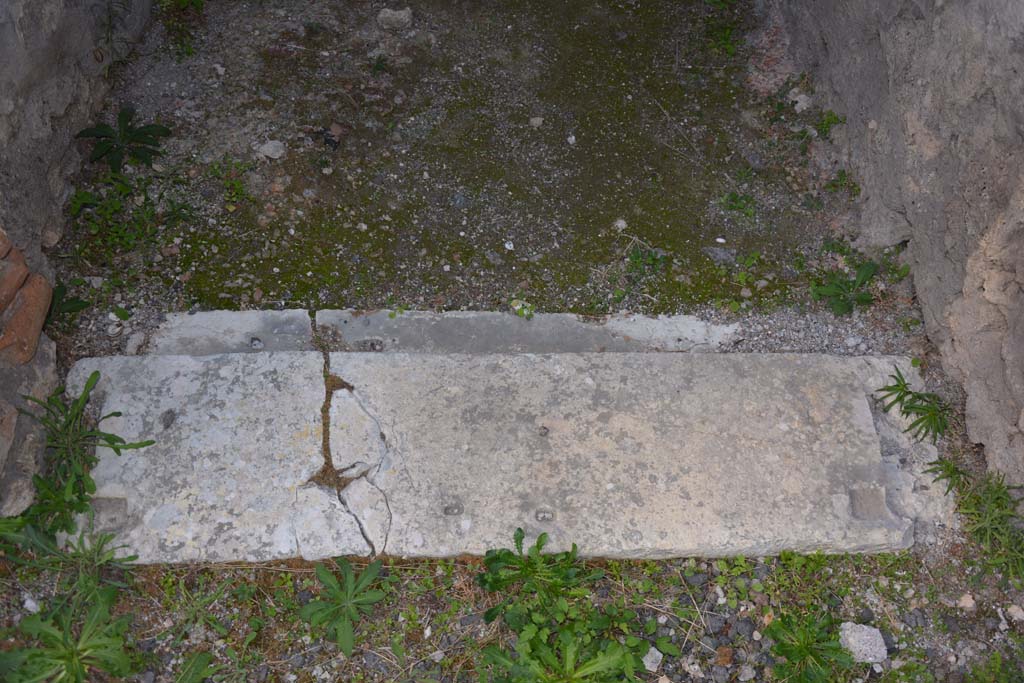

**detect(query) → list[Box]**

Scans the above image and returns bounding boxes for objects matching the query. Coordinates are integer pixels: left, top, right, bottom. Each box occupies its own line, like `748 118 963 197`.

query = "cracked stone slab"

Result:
66 352 368 563
317 309 738 353
145 309 313 355
329 353 952 558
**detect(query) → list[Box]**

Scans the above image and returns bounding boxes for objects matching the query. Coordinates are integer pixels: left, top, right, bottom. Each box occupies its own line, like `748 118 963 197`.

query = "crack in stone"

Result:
309 324 393 556
337 487 377 556
331 373 394 556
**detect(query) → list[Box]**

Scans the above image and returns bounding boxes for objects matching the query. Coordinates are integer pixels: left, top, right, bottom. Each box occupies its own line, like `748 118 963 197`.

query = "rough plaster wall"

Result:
0 0 152 515
773 0 1024 482
0 0 153 274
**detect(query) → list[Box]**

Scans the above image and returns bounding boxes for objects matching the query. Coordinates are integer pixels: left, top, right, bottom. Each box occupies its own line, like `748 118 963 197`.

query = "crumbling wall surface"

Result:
770 0 1024 482
0 0 152 515
0 0 153 269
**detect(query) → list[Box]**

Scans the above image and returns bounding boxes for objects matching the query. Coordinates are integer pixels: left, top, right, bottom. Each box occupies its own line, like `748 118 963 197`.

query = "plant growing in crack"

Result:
875 366 950 443
300 558 385 657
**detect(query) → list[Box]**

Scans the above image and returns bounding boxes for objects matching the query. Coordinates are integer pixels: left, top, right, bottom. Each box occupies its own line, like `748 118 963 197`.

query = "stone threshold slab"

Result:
316 309 739 353
66 352 951 563
329 353 950 558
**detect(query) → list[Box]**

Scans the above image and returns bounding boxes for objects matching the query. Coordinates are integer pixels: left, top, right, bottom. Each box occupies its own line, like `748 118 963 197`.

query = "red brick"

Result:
0 252 30 312
0 274 52 366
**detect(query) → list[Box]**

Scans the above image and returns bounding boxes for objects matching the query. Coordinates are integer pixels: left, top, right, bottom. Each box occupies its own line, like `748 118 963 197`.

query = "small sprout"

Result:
510 298 535 320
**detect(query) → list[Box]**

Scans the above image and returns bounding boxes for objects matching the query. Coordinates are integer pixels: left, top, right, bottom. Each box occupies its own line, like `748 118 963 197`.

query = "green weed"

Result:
958 474 1024 583
45 282 90 331
76 107 171 173
810 261 878 315
876 366 950 443
510 298 536 320
478 530 650 682
722 191 756 217
0 588 132 682
815 110 846 139
765 612 854 682
19 371 154 537
824 169 861 197
300 558 385 656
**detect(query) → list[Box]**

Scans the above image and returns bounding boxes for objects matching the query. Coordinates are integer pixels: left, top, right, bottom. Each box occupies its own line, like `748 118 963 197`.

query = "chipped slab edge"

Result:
316 309 740 353
144 309 314 356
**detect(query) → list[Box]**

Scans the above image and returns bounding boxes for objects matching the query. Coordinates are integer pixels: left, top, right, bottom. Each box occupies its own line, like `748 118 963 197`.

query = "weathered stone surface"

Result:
147 309 313 355
0 227 10 258
0 274 52 366
766 0 1024 482
377 7 413 31
0 400 17 478
0 333 57 516
328 353 950 558
839 622 888 663
0 250 29 311
66 352 368 562
317 310 739 353
0 0 152 277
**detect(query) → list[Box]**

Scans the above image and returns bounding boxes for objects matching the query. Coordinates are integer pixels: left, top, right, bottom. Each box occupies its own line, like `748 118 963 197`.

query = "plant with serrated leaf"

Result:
20 371 155 537
958 474 1024 584
175 651 222 683
765 612 853 682
483 629 632 683
810 261 878 315
76 106 171 173
0 588 132 682
876 366 951 443
0 520 136 615
924 457 969 496
478 530 652 682
299 558 385 656
478 528 602 623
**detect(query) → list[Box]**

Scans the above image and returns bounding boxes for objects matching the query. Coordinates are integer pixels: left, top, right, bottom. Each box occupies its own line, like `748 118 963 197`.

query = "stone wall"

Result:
765 0 1024 482
0 0 152 515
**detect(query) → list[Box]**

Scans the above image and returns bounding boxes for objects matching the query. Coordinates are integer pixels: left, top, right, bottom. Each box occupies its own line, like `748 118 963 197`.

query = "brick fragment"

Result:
0 274 52 366
0 250 30 312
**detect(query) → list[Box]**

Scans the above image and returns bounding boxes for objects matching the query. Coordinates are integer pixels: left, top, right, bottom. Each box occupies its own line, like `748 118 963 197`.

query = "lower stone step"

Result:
66 352 952 563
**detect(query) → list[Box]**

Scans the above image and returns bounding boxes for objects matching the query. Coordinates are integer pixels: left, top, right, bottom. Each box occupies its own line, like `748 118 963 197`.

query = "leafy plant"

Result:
76 107 171 173
0 588 132 682
478 528 602 622
815 110 846 139
69 173 178 255
20 371 154 536
483 630 632 683
0 521 136 615
175 651 222 683
478 530 651 682
510 298 536 320
875 366 950 442
824 169 861 197
722 191 756 217
708 24 739 55
965 649 1024 683
957 474 1024 583
923 457 969 496
810 261 877 315
165 576 231 645
207 157 254 209
765 612 853 682
300 558 385 656
45 282 90 330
